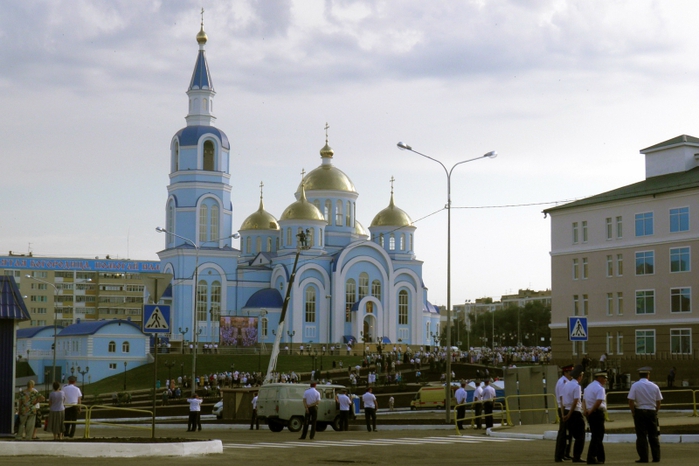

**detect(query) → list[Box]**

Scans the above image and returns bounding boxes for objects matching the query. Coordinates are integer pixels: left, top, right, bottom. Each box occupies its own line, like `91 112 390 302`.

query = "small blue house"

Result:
18 319 150 386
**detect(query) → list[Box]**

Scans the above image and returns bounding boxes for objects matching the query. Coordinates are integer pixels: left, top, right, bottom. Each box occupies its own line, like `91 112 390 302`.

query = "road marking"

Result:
223 435 532 450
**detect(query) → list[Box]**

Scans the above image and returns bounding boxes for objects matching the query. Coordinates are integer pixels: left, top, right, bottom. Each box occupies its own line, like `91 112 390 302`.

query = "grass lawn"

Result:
85 352 365 397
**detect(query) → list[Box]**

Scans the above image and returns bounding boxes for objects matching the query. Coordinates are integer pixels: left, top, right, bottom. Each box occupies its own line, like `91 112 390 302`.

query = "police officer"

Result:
555 364 574 462
454 381 468 430
481 379 496 430
628 366 662 463
299 382 321 440
473 381 484 429
562 364 585 463
583 371 608 465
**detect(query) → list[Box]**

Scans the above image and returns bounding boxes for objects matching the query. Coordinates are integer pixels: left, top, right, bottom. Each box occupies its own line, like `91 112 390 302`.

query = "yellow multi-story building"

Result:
1 254 161 328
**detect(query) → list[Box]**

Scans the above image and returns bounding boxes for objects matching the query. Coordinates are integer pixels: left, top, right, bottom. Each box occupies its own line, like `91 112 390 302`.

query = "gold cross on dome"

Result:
201 8 205 25
324 122 330 144
390 176 395 194
259 181 264 198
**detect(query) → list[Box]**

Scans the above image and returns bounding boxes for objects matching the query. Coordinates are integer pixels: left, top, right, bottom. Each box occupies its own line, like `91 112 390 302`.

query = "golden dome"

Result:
240 198 279 231
355 220 369 237
297 141 356 193
196 25 208 45
281 185 326 222
370 192 413 227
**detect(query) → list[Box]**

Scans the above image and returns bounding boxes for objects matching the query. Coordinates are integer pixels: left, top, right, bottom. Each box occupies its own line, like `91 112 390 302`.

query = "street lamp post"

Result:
123 361 127 391
287 330 295 354
77 366 89 394
26 275 60 383
164 360 175 387
397 141 496 424
157 227 201 396
178 327 189 354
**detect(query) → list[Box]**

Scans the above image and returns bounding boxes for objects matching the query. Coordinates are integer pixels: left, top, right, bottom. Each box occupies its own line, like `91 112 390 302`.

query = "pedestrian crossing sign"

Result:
568 316 588 341
143 305 171 333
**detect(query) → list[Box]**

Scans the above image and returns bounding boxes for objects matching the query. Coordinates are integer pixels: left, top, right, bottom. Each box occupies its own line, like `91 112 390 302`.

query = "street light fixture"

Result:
123 361 127 391
396 141 497 424
77 366 89 395
26 274 59 383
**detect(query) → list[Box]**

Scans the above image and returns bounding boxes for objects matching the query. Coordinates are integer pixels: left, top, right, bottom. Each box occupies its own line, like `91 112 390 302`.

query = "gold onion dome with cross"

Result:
297 136 357 194
280 182 326 221
370 180 413 227
240 183 280 231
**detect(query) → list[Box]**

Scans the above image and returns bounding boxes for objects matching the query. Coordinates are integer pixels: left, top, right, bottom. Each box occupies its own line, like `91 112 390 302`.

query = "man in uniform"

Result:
473 381 484 429
555 364 574 462
336 389 352 431
583 371 608 464
628 366 662 463
481 379 496 430
299 382 321 440
250 391 259 430
562 365 585 463
63 375 82 438
455 381 468 430
362 386 378 432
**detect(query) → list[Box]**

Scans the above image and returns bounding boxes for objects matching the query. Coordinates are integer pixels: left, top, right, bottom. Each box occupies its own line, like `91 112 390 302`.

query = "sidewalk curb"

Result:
491 430 699 444
0 439 223 457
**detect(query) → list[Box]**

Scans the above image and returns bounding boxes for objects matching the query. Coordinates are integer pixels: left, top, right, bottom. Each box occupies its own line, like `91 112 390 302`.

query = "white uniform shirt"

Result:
455 387 468 404
63 384 82 405
555 375 568 408
562 379 582 412
187 397 202 412
251 395 258 410
481 384 496 401
303 387 321 408
337 393 352 411
362 391 377 409
583 379 606 412
473 385 484 402
628 378 663 410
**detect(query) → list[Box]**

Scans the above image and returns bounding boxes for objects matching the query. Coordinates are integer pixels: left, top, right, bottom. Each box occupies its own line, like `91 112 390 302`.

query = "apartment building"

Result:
545 135 699 383
0 254 161 328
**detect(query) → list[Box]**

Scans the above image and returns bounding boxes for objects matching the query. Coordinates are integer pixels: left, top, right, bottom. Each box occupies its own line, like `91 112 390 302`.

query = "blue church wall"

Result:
393 269 418 290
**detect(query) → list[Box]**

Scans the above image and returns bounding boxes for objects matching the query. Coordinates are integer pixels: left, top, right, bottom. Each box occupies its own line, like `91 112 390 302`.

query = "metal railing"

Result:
453 399 507 434
503 393 559 426
84 404 154 438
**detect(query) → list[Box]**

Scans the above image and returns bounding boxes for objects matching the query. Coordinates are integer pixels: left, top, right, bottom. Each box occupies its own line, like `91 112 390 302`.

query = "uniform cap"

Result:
561 364 574 372
593 371 608 378
570 364 584 379
637 366 652 374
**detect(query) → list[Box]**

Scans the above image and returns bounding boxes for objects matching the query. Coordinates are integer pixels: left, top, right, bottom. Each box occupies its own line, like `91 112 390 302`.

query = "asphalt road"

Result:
5 426 698 465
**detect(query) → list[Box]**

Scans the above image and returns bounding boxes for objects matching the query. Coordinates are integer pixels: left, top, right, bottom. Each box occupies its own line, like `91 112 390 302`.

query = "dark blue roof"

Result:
245 289 284 308
381 336 391 344
59 319 142 336
189 50 213 90
425 301 440 314
343 335 356 344
17 325 59 338
174 125 230 149
0 277 30 320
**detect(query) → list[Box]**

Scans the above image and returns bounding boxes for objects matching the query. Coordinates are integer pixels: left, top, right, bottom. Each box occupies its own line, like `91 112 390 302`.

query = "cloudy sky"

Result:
2 0 699 306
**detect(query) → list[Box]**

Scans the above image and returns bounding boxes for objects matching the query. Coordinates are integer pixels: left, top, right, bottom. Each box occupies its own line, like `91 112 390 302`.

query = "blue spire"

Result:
189 50 214 91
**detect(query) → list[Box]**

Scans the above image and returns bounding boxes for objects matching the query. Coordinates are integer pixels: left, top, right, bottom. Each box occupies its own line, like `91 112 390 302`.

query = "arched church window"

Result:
276 237 280 250
409 234 413 251
358 273 369 299
202 98 208 112
324 200 331 224
319 229 323 247
261 318 268 337
371 280 381 301
173 141 179 172
286 228 292 246
305 286 316 323
267 237 272 252
199 205 208 242
379 234 384 247
366 301 373 314
400 234 405 251
256 237 262 253
211 281 221 323
210 204 219 240
203 140 215 171
167 201 175 244
246 237 252 254
335 200 343 226
307 228 314 247
346 201 351 226
345 279 356 323
122 341 130 353
197 280 208 322
389 233 395 250
398 290 408 325
108 341 116 353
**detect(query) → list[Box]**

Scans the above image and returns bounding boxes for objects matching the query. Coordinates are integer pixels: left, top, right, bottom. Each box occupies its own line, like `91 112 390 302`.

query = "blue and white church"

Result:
157 24 440 349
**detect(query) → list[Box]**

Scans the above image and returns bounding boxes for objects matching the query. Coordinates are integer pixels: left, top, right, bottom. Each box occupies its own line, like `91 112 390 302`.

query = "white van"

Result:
257 383 346 432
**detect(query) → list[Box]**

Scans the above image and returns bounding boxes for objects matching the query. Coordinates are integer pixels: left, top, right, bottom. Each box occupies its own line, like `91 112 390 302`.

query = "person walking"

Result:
250 392 259 430
481 379 496 430
454 381 468 430
299 382 321 440
555 364 574 462
186 393 202 432
667 367 676 389
362 386 378 432
584 371 608 465
336 389 352 431
628 366 662 463
562 365 586 463
63 375 82 438
17 380 44 440
48 381 66 441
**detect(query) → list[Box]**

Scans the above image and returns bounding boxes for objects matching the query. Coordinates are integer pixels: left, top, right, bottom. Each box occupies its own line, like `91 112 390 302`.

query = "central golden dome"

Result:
297 142 357 193
370 193 413 227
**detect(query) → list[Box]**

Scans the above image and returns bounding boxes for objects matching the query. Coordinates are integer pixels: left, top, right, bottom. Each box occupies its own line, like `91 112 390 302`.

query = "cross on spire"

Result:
200 7 205 26
324 122 330 144
259 181 264 199
390 176 395 194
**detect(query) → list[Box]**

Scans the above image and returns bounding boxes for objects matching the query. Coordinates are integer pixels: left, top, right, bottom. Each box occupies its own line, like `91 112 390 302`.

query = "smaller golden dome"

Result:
320 143 334 158
281 185 326 222
196 25 208 45
240 198 279 231
355 220 369 237
370 192 413 227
